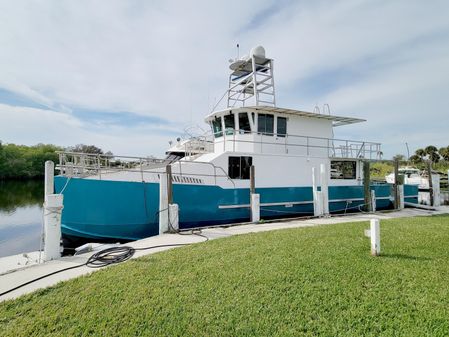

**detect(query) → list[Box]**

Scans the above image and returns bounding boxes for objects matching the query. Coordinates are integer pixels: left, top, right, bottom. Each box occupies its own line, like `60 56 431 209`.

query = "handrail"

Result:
212 129 381 160
56 151 236 186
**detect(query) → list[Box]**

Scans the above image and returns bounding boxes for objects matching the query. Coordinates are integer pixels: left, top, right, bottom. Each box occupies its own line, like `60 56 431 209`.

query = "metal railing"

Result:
56 151 235 185
214 129 382 160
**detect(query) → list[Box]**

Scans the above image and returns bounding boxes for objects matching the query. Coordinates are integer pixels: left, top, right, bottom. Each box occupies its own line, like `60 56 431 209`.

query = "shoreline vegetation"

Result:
0 142 107 180
0 141 448 182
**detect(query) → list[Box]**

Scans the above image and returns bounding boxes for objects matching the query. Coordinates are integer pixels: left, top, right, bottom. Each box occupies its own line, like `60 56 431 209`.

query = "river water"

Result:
0 180 43 258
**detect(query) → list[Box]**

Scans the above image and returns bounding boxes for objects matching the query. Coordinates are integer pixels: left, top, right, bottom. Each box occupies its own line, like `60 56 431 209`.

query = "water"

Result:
0 180 44 258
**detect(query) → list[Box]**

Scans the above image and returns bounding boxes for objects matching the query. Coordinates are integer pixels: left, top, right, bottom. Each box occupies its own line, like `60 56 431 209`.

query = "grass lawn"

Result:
1 215 449 336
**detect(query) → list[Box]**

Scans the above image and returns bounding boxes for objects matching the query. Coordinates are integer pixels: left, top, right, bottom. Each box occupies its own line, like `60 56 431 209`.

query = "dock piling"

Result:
159 171 169 234
43 161 62 261
393 159 399 209
363 161 372 212
250 166 260 222
320 164 329 215
312 167 322 217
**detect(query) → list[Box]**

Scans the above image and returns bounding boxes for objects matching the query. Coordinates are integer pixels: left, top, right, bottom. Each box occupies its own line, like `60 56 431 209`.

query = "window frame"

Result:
276 116 287 138
228 156 253 180
257 113 274 136
330 160 357 180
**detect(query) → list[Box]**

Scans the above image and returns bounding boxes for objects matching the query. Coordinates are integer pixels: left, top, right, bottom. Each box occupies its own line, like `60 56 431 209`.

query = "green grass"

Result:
1 215 449 336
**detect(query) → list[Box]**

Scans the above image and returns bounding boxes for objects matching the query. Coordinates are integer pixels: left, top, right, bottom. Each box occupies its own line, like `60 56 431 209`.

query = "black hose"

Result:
0 231 208 298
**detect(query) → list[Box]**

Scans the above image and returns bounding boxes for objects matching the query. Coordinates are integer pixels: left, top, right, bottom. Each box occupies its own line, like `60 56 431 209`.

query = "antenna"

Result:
237 43 240 60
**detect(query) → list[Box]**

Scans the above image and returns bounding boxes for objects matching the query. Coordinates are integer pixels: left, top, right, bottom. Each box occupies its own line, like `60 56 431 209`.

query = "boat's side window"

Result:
224 114 235 135
238 112 251 134
257 113 274 136
277 117 287 137
212 118 223 138
228 156 253 179
330 161 357 179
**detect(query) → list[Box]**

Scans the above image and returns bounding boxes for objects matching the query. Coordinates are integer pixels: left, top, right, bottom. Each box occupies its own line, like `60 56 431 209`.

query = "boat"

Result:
54 46 419 242
385 166 435 190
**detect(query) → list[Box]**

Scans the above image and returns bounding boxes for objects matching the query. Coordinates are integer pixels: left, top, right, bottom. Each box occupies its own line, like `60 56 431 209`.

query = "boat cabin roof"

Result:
205 106 365 127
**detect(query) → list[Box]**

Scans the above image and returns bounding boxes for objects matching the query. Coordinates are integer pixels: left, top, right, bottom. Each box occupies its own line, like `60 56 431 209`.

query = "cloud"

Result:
0 0 448 157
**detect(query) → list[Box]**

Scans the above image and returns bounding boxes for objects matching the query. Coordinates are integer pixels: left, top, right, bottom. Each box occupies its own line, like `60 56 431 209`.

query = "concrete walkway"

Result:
1 206 448 302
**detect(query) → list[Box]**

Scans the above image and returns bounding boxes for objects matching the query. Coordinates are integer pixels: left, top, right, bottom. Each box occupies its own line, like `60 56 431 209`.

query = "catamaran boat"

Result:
54 46 419 242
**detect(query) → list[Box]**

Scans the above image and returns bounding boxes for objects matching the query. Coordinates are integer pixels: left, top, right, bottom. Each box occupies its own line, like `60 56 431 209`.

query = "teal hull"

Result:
54 176 419 241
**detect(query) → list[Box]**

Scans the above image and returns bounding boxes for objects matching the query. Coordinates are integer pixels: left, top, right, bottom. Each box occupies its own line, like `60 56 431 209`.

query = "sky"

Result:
0 0 448 158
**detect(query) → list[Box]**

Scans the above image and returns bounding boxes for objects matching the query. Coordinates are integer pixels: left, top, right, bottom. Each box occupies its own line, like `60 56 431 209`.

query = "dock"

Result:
1 206 448 302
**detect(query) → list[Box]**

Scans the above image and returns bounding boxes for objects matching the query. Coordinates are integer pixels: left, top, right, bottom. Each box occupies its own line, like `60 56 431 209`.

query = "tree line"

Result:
0 141 107 180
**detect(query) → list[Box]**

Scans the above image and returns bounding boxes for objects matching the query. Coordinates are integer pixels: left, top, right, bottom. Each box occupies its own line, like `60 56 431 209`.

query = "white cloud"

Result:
0 0 448 157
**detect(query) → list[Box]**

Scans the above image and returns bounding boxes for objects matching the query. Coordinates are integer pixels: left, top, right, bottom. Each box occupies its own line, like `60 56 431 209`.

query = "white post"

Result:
432 174 441 207
312 167 321 217
370 219 380 256
168 203 179 232
159 173 169 234
320 163 329 215
43 161 62 261
371 190 376 213
251 194 260 222
316 191 323 216
397 185 404 210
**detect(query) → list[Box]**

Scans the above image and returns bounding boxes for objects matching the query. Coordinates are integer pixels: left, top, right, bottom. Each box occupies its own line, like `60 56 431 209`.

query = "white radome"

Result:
250 45 265 58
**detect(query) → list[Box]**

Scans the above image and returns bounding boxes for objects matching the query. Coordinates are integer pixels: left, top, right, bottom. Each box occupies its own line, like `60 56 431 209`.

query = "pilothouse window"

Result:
257 113 274 135
277 117 287 137
224 115 235 135
238 112 251 134
228 156 253 179
212 118 223 138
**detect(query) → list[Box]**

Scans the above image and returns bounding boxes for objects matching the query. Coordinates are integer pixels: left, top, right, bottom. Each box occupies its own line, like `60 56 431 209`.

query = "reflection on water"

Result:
0 180 44 258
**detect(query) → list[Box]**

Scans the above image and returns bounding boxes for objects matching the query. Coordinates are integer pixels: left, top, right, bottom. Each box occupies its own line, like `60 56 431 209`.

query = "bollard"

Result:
168 204 179 232
159 173 169 234
370 219 380 256
251 193 260 222
320 164 329 215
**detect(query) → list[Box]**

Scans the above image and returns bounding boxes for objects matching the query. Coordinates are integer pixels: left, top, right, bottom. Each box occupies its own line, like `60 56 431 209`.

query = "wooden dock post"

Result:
363 161 372 212
250 166 260 222
166 165 173 205
43 161 63 261
427 161 434 206
393 159 399 209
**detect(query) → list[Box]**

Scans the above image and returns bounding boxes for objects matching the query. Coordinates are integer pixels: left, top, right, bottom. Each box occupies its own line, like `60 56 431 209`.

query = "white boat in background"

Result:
385 167 432 190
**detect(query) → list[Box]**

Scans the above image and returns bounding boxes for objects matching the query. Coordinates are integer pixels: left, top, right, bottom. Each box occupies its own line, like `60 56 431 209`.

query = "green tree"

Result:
68 144 104 154
409 154 423 164
392 154 405 162
439 146 449 161
424 145 440 163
